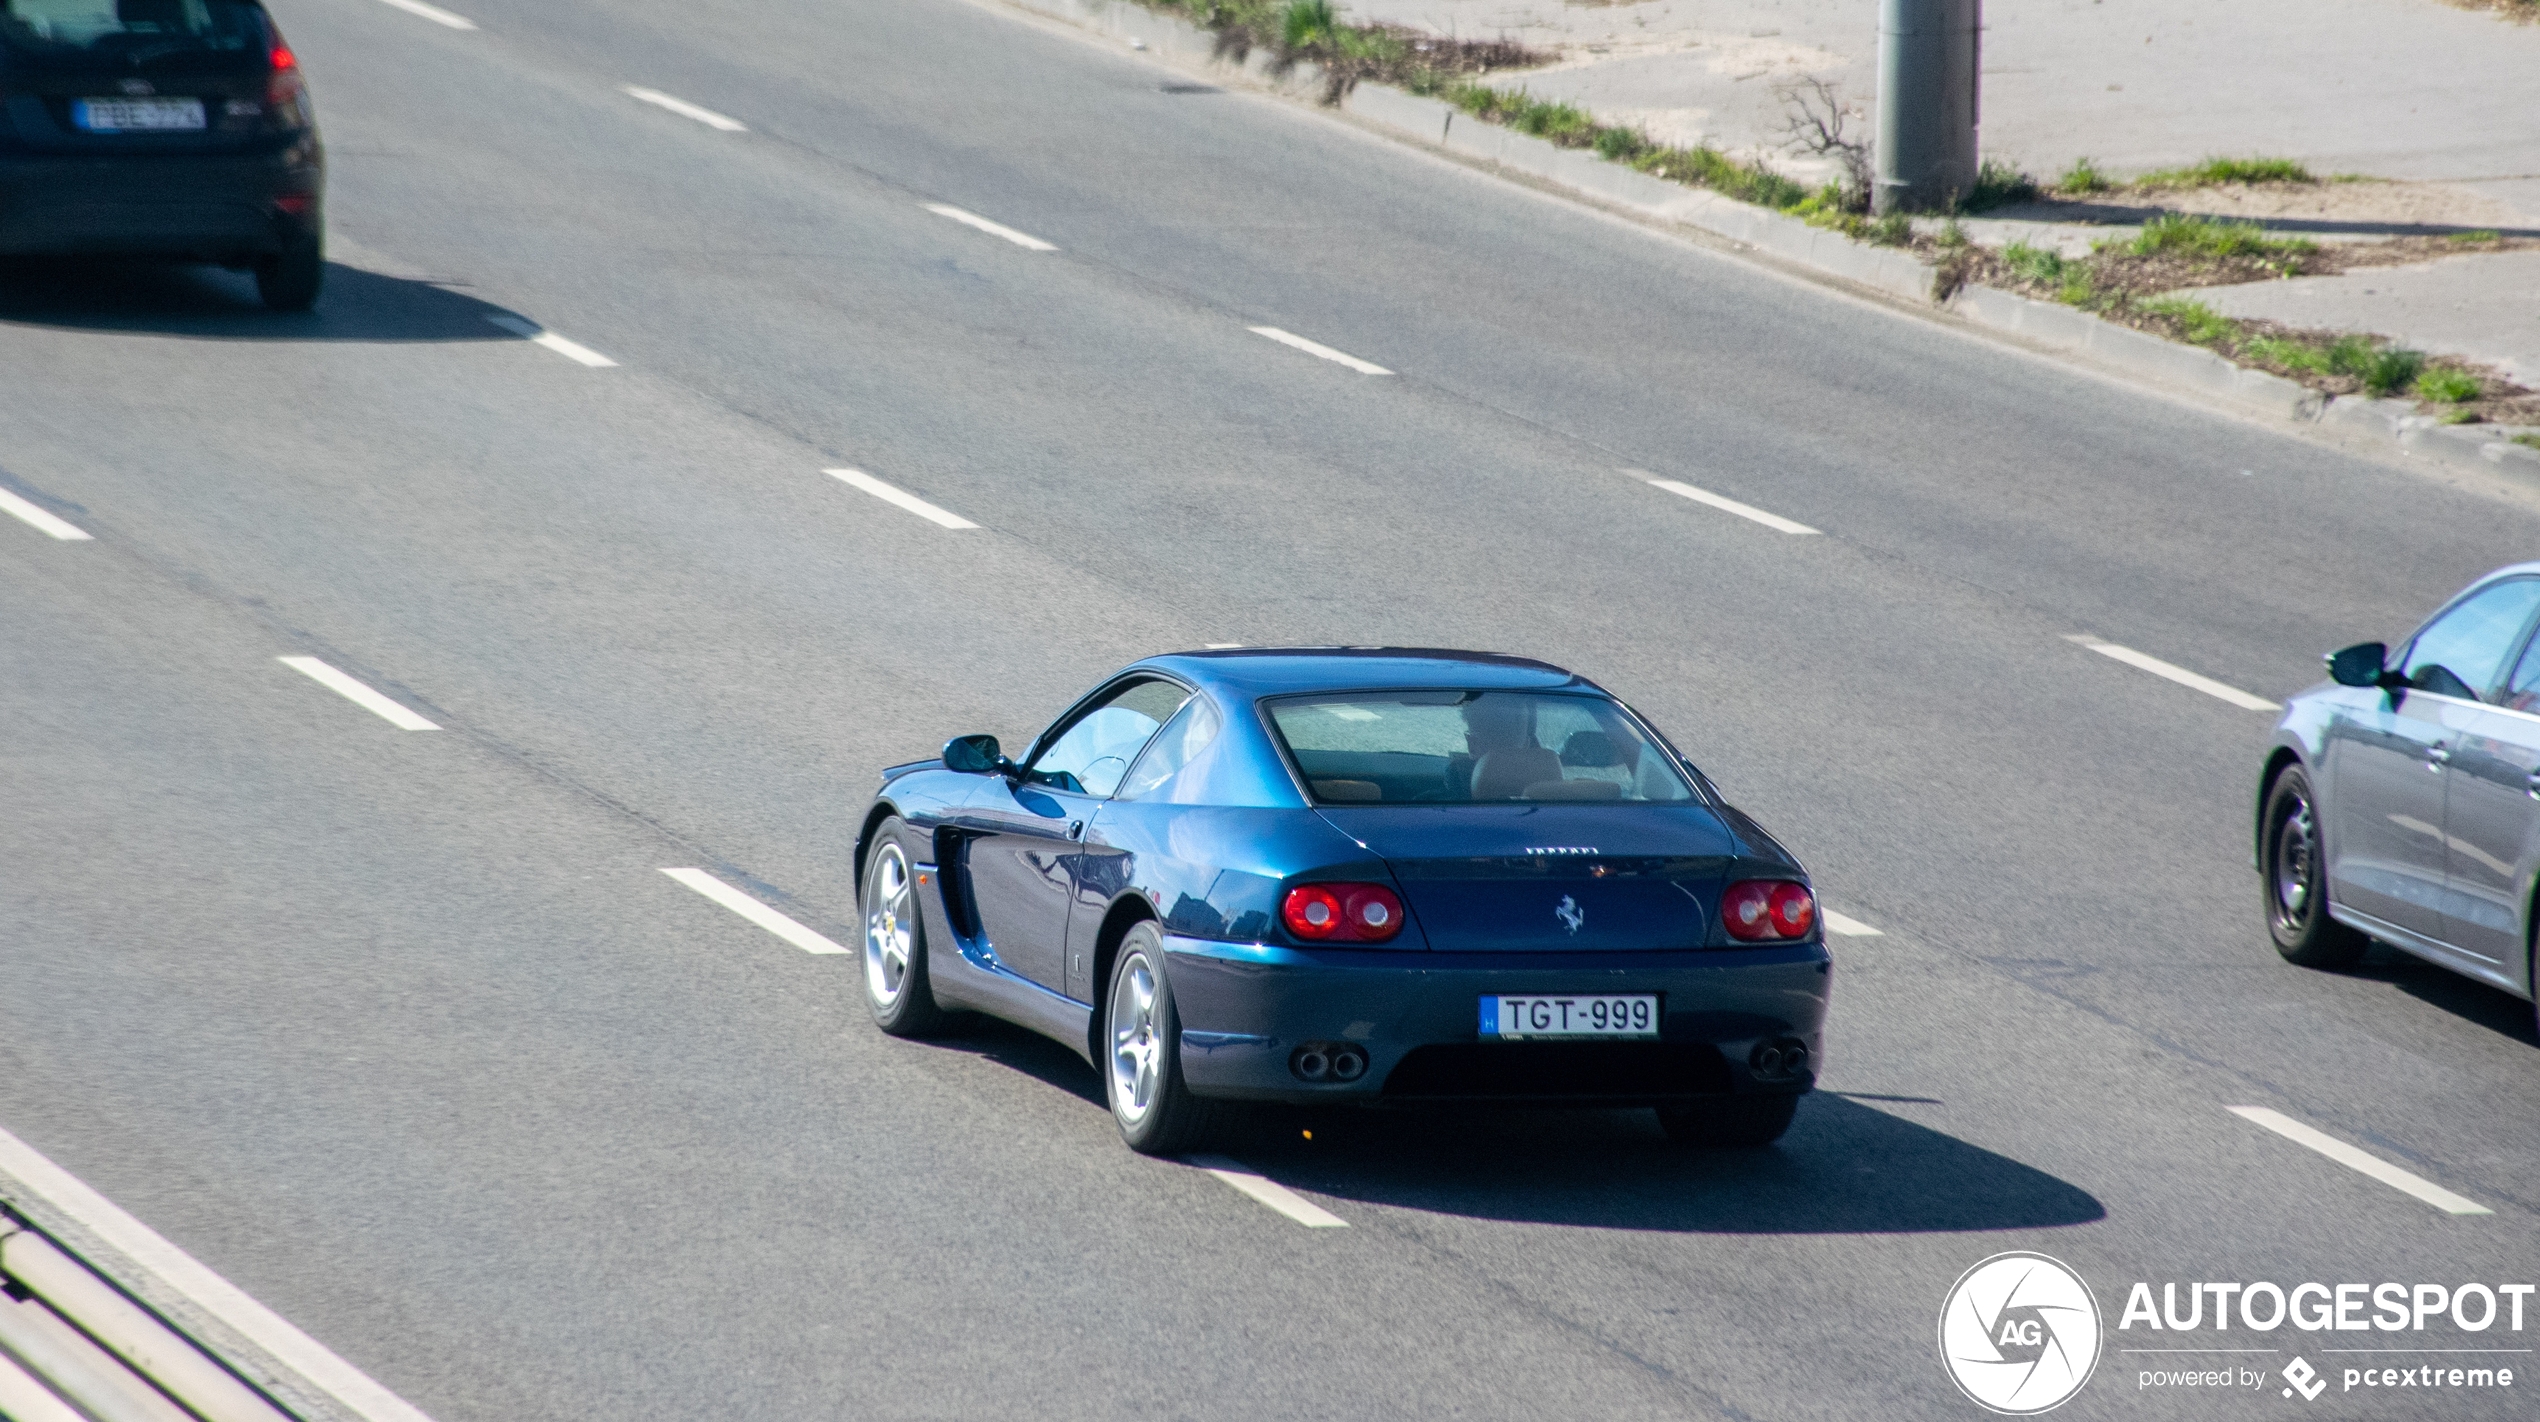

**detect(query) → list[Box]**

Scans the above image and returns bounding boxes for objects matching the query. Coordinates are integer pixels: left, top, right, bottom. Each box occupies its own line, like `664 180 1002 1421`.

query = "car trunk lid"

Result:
1315 804 1743 951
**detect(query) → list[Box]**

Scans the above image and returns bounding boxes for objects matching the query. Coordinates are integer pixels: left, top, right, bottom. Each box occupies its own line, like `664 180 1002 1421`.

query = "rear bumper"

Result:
1164 934 1831 1105
0 143 322 257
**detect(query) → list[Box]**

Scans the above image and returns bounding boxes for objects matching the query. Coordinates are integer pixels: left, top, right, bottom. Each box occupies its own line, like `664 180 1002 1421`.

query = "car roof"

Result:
1130 647 1593 698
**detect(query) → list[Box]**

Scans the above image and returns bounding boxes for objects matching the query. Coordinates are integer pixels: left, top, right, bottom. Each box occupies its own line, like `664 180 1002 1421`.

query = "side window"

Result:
2499 628 2540 713
2400 579 2540 702
1027 678 1190 798
1116 695 1224 800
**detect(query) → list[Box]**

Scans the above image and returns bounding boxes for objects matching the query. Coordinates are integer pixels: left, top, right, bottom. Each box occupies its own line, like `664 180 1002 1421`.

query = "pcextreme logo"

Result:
1939 1252 2104 1414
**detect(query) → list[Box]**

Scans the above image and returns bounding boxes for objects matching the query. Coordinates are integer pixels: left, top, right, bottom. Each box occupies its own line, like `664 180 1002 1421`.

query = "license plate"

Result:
73 98 206 133
1480 994 1659 1040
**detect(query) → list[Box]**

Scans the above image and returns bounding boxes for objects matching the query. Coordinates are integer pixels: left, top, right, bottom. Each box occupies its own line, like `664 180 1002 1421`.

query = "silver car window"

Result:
2400 577 2540 702
1116 695 1223 800
1027 678 1189 798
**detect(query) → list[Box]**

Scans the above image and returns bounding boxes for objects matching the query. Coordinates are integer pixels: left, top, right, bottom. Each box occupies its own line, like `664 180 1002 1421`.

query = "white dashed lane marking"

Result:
375 0 475 29
660 868 850 955
278 657 439 730
0 488 92 541
2067 635 2280 711
621 86 746 131
924 204 1058 252
484 316 618 367
1639 475 1821 535
2228 1107 2491 1215
1187 1156 1349 1228
825 469 979 529
1248 327 1392 375
1822 909 1882 937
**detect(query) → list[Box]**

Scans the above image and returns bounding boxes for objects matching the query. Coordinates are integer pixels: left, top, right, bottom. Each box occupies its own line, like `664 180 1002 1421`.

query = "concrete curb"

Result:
1004 0 2540 489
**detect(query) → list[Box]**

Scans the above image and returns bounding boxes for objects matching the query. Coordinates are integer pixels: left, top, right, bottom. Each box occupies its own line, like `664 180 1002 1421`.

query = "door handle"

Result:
1067 819 1085 841
2526 770 2540 801
2426 743 2451 769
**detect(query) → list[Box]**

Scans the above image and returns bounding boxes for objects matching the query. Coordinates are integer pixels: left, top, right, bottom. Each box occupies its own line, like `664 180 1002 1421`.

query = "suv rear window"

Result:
2 0 265 59
1266 691 1696 804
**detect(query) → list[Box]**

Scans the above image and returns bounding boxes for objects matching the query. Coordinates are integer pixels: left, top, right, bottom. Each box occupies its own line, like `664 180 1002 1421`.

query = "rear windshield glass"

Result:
1265 691 1696 805
2 0 264 59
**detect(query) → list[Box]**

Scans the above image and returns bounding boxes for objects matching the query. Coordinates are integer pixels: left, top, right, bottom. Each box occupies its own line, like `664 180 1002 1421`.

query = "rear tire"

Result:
1657 1094 1798 1148
1104 923 1222 1156
256 233 322 312
2262 765 2368 970
861 819 947 1037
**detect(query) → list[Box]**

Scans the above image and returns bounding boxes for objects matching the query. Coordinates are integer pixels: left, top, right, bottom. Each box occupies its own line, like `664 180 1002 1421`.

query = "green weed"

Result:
1935 217 1970 249
2363 347 2426 396
2055 157 2113 194
1280 0 1337 49
1962 158 2039 211
2515 434 2540 451
2449 229 2503 243
2000 240 2068 284
1593 126 1645 161
2417 368 2482 403
2136 156 2315 188
2141 297 2237 346
2125 213 2316 262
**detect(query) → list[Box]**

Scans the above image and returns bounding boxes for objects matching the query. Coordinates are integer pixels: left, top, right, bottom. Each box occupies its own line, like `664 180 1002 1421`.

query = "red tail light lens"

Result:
266 39 308 116
1282 882 1405 943
1721 880 1815 942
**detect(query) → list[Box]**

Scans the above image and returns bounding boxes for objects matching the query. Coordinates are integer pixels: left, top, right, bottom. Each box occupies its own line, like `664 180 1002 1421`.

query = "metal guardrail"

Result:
0 1210 301 1422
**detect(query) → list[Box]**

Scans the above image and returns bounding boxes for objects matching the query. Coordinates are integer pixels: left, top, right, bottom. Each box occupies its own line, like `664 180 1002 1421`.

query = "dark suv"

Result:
0 0 324 309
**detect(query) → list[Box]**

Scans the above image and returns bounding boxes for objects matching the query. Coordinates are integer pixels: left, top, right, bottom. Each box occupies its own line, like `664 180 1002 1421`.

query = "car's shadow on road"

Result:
2350 943 2540 1049
1233 1094 2106 1234
938 1018 2104 1234
0 257 522 342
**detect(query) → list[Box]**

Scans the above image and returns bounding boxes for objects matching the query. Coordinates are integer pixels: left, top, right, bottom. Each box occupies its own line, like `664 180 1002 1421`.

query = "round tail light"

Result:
1721 879 1816 942
1282 883 1405 943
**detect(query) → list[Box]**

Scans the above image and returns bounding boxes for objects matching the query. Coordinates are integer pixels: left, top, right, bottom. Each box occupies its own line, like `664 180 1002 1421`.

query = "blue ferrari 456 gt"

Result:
854 649 1831 1155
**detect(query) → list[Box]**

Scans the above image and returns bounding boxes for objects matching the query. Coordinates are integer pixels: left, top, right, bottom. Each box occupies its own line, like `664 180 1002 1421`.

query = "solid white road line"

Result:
0 488 93 541
1186 1156 1349 1228
374 0 475 29
660 868 849 955
2227 1107 2492 1216
2067 636 2279 712
482 316 618 368
1247 327 1392 375
1641 476 1821 535
824 469 979 530
0 1347 88 1422
1822 909 1883 937
621 86 746 132
923 204 1058 252
276 658 438 731
0 1123 442 1422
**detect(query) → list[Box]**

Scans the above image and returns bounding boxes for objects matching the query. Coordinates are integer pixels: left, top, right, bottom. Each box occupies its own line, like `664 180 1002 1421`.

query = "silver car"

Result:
2259 562 2540 1027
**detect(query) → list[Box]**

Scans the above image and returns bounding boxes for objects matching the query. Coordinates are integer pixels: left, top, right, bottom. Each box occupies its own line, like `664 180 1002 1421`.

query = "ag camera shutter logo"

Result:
1938 1252 2104 1413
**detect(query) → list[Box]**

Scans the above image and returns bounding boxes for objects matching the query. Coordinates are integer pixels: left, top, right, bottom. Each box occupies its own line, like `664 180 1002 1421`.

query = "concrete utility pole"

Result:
1873 0 1980 213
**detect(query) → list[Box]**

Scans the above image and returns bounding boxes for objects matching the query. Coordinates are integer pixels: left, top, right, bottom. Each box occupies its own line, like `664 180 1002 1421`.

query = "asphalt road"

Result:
2 1 2535 1418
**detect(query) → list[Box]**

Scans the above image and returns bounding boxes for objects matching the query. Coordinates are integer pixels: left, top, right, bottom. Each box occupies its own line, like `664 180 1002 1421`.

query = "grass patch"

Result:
2418 368 2483 403
1141 0 1546 99
2517 434 2540 451
2055 157 2113 195
2122 213 2317 263
2135 156 2316 188
2450 229 2504 243
1961 158 2039 212
2140 296 2235 346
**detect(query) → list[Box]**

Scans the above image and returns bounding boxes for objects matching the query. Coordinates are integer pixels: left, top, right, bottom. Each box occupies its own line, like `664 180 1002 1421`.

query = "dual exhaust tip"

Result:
1290 1041 1368 1083
1749 1038 1811 1082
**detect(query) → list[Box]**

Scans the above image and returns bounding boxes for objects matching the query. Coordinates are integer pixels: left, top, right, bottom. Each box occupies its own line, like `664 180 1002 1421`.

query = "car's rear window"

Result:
2 0 265 59
1265 691 1696 804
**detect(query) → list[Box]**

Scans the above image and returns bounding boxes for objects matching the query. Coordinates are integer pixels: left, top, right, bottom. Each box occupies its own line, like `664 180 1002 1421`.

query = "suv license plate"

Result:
74 98 206 132
1480 994 1659 1040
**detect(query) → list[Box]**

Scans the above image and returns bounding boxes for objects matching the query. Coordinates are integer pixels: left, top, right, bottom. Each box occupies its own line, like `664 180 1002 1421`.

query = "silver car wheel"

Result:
1109 952 1161 1127
2273 791 2317 928
865 842 915 1007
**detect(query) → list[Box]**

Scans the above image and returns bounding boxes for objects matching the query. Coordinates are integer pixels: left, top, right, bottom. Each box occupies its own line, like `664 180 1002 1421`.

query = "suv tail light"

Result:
1720 880 1816 942
266 34 310 124
1282 883 1405 943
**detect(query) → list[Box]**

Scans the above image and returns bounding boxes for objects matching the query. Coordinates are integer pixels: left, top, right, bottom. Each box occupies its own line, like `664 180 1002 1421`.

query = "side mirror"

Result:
942 733 1007 775
2325 641 2389 689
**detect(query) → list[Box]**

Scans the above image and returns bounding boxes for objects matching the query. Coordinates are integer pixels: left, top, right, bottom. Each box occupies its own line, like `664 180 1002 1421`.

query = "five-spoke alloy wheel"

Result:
862 818 946 1036
1104 923 1218 1155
